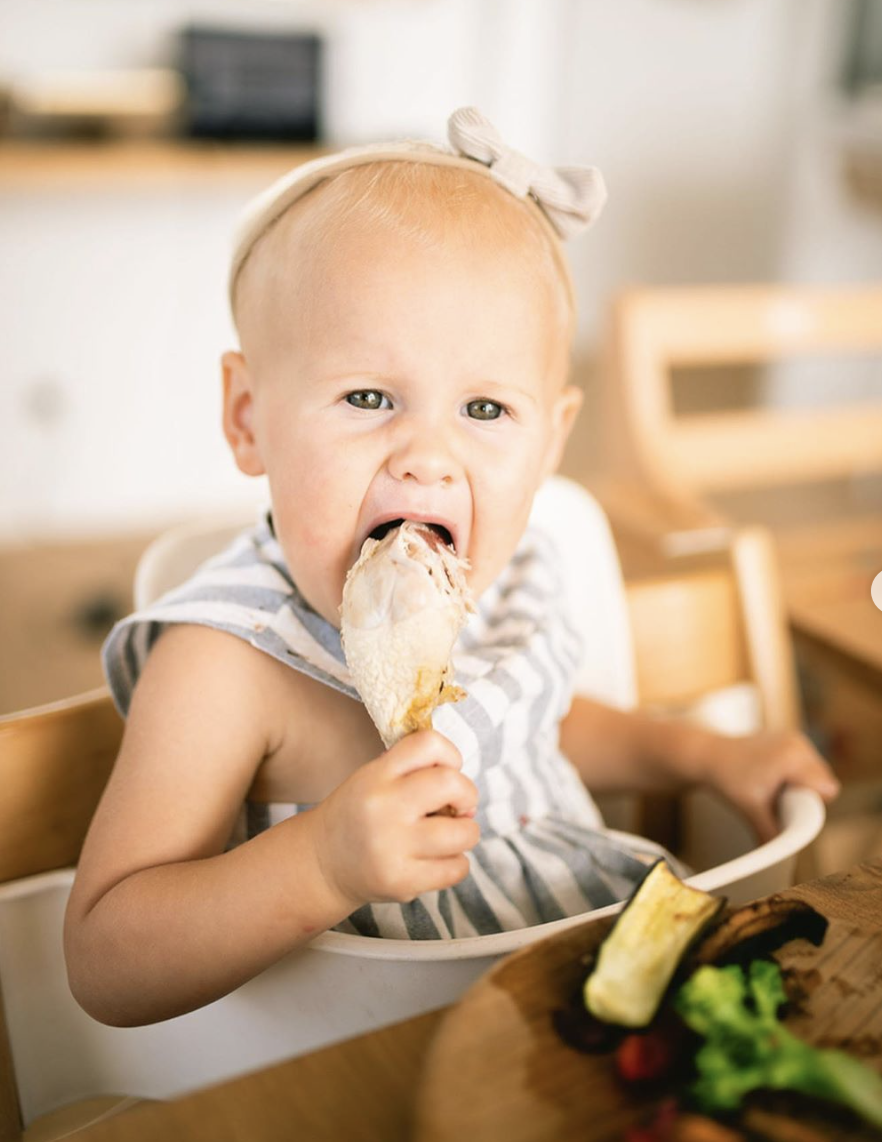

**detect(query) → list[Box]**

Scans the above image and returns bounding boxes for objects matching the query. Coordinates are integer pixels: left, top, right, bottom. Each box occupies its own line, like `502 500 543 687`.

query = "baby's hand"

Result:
313 730 480 911
702 728 840 842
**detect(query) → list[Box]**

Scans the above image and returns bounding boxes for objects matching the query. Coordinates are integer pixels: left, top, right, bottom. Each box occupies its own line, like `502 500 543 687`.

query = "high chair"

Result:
0 476 825 1140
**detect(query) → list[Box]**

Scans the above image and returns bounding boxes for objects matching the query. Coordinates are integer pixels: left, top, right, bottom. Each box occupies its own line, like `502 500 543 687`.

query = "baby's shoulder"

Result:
144 620 280 678
133 623 380 803
130 623 298 760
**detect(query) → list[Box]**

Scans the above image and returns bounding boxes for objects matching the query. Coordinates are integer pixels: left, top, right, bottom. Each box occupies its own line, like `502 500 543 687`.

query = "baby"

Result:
64 107 838 1027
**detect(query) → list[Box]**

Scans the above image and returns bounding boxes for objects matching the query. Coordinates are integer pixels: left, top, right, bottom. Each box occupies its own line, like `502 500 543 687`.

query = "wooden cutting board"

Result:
415 863 882 1142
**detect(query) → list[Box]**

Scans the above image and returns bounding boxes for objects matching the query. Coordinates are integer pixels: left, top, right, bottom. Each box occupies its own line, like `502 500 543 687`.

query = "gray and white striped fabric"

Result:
103 497 677 940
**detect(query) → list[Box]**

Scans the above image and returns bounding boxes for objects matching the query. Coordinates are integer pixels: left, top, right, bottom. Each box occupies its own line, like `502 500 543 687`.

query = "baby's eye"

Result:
345 390 391 411
465 398 505 421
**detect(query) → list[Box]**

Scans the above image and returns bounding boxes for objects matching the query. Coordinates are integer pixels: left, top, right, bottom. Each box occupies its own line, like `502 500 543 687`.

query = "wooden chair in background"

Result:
595 283 882 560
591 282 882 859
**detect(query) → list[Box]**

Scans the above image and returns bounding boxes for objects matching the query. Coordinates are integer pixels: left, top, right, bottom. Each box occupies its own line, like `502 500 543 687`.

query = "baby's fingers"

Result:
742 796 782 846
720 767 785 843
416 815 481 859
793 753 840 802
772 726 840 799
383 729 463 777
402 763 478 820
421 854 472 893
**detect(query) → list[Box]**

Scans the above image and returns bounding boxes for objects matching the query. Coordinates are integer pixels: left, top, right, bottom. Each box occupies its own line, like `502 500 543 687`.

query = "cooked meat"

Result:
340 522 473 748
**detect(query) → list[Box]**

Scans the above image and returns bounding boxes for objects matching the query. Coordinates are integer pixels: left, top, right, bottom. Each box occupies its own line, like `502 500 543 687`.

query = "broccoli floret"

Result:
675 960 882 1130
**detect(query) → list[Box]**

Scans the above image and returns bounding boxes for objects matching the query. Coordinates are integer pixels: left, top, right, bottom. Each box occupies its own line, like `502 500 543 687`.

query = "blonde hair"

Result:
232 160 576 353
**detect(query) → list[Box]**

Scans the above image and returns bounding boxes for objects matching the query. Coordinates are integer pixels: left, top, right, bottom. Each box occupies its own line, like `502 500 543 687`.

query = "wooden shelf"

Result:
0 138 329 188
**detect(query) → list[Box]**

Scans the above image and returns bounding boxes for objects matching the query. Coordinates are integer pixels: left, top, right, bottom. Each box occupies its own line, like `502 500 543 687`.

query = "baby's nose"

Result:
387 417 461 486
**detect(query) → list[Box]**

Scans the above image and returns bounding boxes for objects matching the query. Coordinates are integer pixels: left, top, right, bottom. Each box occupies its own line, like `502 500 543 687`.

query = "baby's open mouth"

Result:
369 519 455 551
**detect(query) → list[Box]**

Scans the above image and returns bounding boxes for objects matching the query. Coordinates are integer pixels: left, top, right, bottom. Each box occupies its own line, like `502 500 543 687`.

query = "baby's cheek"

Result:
466 538 516 601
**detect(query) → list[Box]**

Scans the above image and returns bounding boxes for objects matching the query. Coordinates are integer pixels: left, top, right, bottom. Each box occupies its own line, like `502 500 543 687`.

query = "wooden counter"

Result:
0 140 328 188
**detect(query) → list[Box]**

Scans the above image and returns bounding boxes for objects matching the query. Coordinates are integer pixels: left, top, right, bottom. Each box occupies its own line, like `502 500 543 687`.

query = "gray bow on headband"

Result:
447 106 607 241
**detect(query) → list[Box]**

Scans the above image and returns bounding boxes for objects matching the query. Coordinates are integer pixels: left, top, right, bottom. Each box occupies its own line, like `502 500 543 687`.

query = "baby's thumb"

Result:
385 728 462 777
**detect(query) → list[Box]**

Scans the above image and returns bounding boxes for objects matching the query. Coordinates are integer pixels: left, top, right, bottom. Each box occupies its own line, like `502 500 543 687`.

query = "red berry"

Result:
616 1030 674 1083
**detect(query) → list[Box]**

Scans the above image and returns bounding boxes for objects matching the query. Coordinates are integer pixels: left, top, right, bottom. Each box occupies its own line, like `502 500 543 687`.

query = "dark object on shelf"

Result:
71 589 128 640
179 25 322 142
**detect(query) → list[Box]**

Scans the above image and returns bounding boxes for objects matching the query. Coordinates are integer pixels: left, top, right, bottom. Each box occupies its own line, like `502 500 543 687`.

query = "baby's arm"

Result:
64 625 478 1027
560 695 839 841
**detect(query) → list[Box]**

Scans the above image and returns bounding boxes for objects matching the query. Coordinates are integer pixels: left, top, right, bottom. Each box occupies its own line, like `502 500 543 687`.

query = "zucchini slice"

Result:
583 860 725 1028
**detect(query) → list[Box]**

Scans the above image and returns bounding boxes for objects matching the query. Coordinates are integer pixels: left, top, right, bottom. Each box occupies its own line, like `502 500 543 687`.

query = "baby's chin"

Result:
290 572 346 629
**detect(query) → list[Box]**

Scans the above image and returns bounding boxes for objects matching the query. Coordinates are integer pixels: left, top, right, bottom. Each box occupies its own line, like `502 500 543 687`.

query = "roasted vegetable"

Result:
675 960 882 1130
584 860 725 1028
692 895 828 968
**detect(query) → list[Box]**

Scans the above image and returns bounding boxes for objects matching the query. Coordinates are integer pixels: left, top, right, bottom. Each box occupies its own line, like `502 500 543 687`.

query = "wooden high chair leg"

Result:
730 527 828 885
728 527 800 733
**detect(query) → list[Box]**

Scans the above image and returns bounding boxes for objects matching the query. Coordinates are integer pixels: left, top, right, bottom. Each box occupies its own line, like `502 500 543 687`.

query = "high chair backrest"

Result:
0 688 121 886
603 283 882 502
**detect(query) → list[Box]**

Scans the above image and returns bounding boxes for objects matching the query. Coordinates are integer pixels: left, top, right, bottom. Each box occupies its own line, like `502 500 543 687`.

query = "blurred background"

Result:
0 0 880 732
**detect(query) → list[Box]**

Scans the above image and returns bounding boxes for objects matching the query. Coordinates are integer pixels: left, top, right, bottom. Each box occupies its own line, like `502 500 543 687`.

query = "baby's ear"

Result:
222 351 265 477
541 383 583 480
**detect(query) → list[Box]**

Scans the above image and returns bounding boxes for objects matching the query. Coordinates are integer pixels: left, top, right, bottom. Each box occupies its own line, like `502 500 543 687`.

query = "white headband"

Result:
229 106 607 303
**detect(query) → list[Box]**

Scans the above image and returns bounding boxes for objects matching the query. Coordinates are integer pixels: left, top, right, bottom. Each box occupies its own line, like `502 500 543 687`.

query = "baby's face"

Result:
224 217 581 627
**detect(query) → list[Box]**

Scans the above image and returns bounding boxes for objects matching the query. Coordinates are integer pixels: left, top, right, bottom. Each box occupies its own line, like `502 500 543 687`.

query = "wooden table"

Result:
67 861 882 1142
772 516 882 797
775 516 882 684
54 1011 445 1142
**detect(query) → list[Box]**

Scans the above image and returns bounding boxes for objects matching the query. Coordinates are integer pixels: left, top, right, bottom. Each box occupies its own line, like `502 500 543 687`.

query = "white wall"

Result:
560 0 806 339
1 0 879 538
3 0 878 331
763 1 882 407
0 183 255 539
